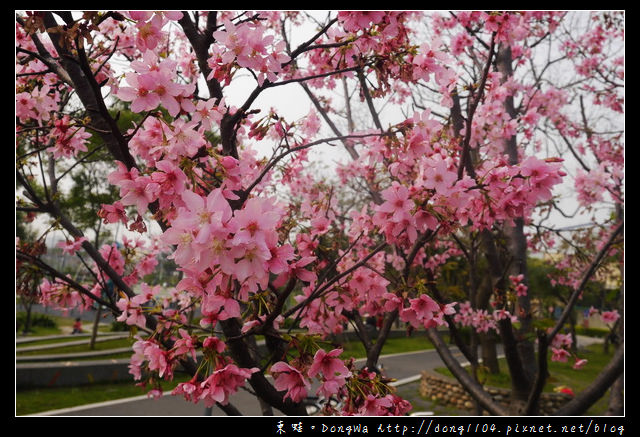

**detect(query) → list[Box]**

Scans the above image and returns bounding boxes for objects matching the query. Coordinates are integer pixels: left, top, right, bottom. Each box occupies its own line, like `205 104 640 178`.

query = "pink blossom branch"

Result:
547 220 623 344
178 11 224 101
236 65 365 122
356 67 384 131
240 132 390 203
283 241 388 321
282 16 339 67
523 220 623 414
300 82 384 205
16 249 117 312
457 32 496 180
15 19 73 86
553 342 624 416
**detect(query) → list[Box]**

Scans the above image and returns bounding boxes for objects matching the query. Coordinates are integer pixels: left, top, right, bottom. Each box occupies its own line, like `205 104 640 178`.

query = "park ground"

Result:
16 309 615 416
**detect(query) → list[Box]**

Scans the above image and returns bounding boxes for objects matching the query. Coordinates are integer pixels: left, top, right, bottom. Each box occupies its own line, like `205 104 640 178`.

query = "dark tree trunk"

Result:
606 374 624 416
89 304 102 350
480 332 500 374
495 43 537 391
22 305 33 335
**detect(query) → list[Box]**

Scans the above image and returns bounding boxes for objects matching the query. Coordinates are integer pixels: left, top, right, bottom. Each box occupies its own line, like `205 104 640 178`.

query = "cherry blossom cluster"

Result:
47 115 91 159
39 233 166 321
207 16 290 86
341 126 565 246
133 327 260 406
127 11 184 52
302 12 417 95
548 332 588 370
115 50 195 118
546 225 622 294
509 274 528 297
16 84 58 125
270 345 410 416
398 294 456 330
39 277 88 314
173 362 259 407
432 11 564 46
574 163 617 208
587 307 621 326
561 12 624 114
453 301 518 334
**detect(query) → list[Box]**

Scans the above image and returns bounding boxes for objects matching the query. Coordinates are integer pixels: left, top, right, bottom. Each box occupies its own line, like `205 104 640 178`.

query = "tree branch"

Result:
458 32 496 180
356 68 383 131
426 328 508 415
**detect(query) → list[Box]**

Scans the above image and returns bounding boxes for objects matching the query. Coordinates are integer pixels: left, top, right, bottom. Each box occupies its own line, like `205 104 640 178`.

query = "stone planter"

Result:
419 370 572 415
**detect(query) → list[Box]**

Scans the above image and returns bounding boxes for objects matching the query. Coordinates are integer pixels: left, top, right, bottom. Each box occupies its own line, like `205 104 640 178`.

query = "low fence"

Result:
16 359 134 388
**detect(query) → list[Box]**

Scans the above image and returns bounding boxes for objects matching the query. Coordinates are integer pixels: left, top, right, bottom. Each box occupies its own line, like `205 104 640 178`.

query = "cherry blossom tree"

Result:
16 10 623 416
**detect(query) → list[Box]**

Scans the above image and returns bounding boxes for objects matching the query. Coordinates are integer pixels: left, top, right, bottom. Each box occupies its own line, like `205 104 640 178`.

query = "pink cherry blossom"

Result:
117 72 161 113
15 11 624 417
270 361 311 403
148 70 182 116
573 358 588 370
400 294 441 329
600 310 620 325
118 175 160 215
144 342 172 378
377 182 413 222
57 237 87 255
116 295 147 328
172 376 202 403
202 287 241 321
135 14 165 51
419 155 457 195
551 333 573 350
39 278 84 314
48 116 91 159
98 201 128 225
203 336 226 354
192 98 225 131
199 364 259 406
171 329 198 361
551 348 571 363
309 348 351 380
358 394 393 415
338 11 387 32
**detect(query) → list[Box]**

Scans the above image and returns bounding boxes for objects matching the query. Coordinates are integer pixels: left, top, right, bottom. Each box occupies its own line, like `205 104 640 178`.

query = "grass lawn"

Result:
16 332 125 348
340 333 435 360
16 373 193 416
17 351 134 362
17 313 115 338
16 337 135 356
433 343 617 415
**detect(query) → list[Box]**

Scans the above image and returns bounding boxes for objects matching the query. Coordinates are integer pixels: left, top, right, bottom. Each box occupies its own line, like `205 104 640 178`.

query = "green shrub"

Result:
16 312 57 332
575 326 609 338
109 320 129 332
